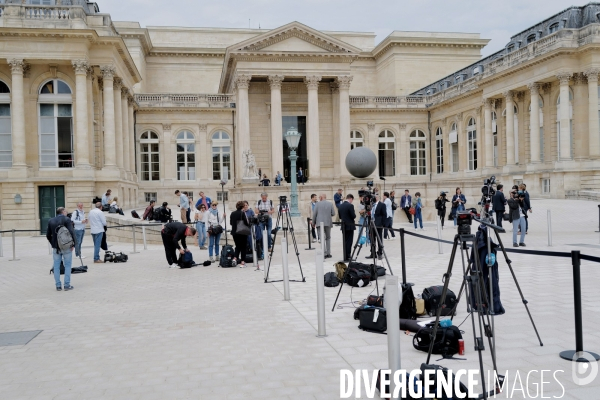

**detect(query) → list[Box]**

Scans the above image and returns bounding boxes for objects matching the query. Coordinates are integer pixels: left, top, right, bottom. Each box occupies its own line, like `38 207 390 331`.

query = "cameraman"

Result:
492 184 506 229
507 190 527 247
255 192 274 251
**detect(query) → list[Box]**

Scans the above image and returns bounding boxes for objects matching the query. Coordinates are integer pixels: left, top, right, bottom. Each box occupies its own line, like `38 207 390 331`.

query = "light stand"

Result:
380 176 386 193
285 126 301 217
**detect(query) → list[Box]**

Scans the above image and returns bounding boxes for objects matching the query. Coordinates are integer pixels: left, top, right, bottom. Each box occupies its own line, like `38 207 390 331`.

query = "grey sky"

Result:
102 0 578 56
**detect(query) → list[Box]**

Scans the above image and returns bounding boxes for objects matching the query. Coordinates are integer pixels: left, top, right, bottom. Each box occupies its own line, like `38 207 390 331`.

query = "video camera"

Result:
249 209 270 225
481 175 496 203
358 181 376 211
456 208 480 235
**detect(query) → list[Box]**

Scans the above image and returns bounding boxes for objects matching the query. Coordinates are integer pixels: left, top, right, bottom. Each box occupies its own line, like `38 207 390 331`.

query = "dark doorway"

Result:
282 116 308 183
39 186 65 234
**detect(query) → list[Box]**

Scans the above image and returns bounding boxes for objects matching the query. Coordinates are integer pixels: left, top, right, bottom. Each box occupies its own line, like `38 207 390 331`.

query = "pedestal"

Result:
242 176 260 185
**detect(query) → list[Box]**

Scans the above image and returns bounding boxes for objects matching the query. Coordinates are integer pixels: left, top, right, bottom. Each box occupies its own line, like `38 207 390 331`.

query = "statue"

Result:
243 149 258 178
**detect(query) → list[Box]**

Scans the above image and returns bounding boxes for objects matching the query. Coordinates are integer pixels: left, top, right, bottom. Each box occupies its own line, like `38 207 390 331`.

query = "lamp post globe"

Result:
284 126 302 217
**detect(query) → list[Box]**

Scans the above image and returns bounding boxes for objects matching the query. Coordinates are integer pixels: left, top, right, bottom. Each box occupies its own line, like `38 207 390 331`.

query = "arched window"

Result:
527 34 537 44
529 96 545 161
556 90 574 159
502 105 519 164
507 44 515 53
176 130 195 180
467 118 477 171
378 130 395 177
449 122 459 172
350 130 364 150
435 127 443 174
0 81 11 168
212 131 231 181
549 22 559 34
492 112 498 167
140 131 160 181
38 79 73 168
409 130 426 176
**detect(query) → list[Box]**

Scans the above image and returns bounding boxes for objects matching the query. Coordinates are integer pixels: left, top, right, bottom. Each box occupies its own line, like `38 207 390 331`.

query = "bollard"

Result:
305 218 315 250
0 231 3 257
281 238 290 301
131 225 139 254
559 251 600 362
547 210 553 247
252 228 259 271
9 229 19 261
142 226 147 250
315 247 327 337
320 222 325 254
436 215 443 254
596 205 600 233
385 274 401 397
263 227 269 282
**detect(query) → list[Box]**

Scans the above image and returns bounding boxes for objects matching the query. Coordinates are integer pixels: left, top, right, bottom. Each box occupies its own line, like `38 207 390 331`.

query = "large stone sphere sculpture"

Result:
345 147 377 178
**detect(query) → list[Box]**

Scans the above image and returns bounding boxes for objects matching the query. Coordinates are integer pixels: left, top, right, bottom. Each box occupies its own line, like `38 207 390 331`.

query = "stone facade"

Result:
0 1 599 232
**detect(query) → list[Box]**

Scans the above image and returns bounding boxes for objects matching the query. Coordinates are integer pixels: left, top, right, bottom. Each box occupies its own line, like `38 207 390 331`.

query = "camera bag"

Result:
219 244 236 268
334 262 347 280
400 284 418 320
355 305 387 333
422 286 457 316
346 267 371 287
413 323 463 358
367 294 384 307
324 272 339 287
131 210 140 219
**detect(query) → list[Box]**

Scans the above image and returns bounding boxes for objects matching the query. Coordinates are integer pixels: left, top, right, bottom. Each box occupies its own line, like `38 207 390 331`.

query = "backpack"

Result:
422 286 457 316
400 284 418 320
435 199 442 210
334 261 347 280
109 206 117 214
219 245 236 268
346 267 371 287
413 323 463 358
131 210 140 219
153 207 162 221
257 199 273 209
354 305 387 333
178 251 196 268
324 272 339 287
55 223 74 253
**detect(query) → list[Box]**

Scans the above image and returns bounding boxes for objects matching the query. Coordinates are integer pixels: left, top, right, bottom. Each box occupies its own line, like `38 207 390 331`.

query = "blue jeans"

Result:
92 233 103 261
513 217 526 244
414 208 423 229
259 217 273 249
384 216 395 238
196 222 207 247
74 229 85 257
209 233 222 257
53 249 72 288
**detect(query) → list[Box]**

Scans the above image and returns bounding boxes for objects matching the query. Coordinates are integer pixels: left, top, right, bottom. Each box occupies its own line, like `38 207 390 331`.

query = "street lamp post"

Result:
284 126 302 217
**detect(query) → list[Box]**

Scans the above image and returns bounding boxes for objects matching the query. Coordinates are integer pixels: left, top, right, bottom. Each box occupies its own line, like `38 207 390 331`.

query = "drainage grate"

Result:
0 330 42 347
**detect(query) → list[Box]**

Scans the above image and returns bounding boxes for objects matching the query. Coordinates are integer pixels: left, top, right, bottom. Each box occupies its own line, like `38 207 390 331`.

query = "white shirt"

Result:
194 209 209 223
384 198 393 218
71 208 86 230
88 208 107 235
110 201 120 210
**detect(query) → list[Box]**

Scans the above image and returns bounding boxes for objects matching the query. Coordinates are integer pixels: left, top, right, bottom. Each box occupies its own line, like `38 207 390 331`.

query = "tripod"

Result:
264 201 306 283
331 209 395 311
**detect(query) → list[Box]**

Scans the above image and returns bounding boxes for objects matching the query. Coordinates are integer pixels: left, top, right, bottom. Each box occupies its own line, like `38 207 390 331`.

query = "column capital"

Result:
527 82 540 94
100 65 116 80
267 74 284 89
367 123 376 132
162 123 171 131
304 75 322 90
573 72 587 85
556 71 572 85
336 75 353 90
86 67 95 81
113 77 123 91
234 73 252 90
127 96 136 106
8 59 26 74
483 98 494 109
584 68 600 82
121 86 130 98
329 82 339 94
502 90 514 100
541 82 552 94
72 59 90 75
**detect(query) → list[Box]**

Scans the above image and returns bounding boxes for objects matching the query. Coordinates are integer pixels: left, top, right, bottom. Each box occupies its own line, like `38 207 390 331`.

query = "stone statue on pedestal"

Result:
243 149 258 178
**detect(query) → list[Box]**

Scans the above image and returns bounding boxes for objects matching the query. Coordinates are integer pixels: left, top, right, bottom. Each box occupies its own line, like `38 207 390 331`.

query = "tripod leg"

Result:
265 209 283 283
370 219 394 276
285 209 305 282
494 230 544 346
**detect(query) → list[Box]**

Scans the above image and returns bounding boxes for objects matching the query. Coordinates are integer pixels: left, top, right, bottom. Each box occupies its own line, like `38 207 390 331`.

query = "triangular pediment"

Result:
260 36 329 53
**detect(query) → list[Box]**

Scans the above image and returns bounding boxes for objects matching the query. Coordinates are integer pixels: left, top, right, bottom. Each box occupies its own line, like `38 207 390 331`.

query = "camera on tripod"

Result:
481 175 496 203
358 181 376 211
249 210 270 225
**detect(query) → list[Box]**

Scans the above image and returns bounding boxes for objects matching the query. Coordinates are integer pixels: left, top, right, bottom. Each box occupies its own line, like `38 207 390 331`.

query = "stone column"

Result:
528 83 541 163
235 74 252 157
557 72 572 160
8 59 26 168
121 87 130 174
337 76 353 181
503 91 515 165
398 123 408 176
484 99 493 167
585 68 600 157
86 68 95 167
128 99 136 175
268 74 284 178
330 82 340 177
113 78 124 169
101 66 117 167
72 60 90 168
305 75 322 180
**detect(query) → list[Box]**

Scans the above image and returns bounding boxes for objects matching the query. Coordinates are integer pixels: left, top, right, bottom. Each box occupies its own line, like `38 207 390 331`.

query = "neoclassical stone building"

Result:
0 0 599 232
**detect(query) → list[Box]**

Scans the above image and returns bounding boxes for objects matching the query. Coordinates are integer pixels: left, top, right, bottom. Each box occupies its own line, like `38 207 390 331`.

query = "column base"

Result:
8 165 29 179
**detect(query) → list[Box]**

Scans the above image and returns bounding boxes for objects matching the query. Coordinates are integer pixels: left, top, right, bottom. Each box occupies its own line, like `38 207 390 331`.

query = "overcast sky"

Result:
101 0 579 56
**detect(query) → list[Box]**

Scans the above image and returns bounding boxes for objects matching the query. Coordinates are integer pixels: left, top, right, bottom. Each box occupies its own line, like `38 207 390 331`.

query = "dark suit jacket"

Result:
162 222 189 250
492 191 506 212
338 201 356 230
46 214 75 251
400 195 412 209
523 191 531 211
373 202 387 228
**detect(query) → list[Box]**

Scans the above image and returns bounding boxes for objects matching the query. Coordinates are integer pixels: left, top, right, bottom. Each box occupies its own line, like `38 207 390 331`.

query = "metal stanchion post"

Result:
305 218 314 250
547 210 553 247
142 226 147 250
596 205 600 233
400 229 407 285
281 238 290 301
386 274 401 398
436 215 443 254
263 227 269 282
9 229 19 261
320 222 325 254
315 247 326 337
131 225 139 254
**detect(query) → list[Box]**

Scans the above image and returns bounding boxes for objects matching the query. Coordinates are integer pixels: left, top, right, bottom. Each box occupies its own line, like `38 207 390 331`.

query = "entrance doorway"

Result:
39 185 65 234
282 116 308 183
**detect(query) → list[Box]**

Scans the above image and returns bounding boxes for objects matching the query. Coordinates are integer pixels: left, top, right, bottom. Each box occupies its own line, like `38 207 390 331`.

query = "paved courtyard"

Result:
0 199 599 399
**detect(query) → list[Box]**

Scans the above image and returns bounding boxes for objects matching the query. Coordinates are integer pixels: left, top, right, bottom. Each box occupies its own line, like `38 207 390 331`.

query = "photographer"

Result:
434 191 449 229
230 201 251 268
207 202 225 262
492 185 507 229
519 183 532 234
507 190 527 247
255 193 275 252
451 187 467 227
161 221 196 268
244 201 263 259
367 194 386 260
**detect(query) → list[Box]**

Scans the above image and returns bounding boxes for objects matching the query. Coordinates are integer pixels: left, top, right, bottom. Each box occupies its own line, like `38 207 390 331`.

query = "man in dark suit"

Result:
367 195 387 260
400 189 413 223
338 194 356 261
492 184 506 229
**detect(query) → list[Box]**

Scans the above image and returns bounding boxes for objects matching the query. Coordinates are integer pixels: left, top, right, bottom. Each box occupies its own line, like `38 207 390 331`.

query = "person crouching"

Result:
161 221 196 268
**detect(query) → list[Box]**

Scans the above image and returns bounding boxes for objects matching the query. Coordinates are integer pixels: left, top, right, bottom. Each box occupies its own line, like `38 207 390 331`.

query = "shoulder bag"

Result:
235 213 251 236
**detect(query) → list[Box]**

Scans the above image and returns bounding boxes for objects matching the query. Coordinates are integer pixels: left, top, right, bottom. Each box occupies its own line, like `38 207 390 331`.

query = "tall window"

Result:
529 96 544 161
467 118 477 171
378 130 395 177
176 130 195 180
350 130 364 150
38 79 73 168
549 23 559 34
556 90 573 159
212 131 231 181
410 130 426 176
140 131 160 181
527 34 536 44
450 123 459 172
0 81 11 168
435 127 443 174
503 105 519 163
492 112 498 167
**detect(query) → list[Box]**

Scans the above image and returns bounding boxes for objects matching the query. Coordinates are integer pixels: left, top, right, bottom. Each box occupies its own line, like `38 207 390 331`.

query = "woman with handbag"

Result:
451 187 467 227
230 201 251 268
207 201 225 263
194 203 208 249
411 192 425 230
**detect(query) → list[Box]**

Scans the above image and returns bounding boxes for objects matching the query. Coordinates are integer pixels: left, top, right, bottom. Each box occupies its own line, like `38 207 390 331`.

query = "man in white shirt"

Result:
175 190 189 223
88 202 107 263
71 202 88 258
383 192 396 240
